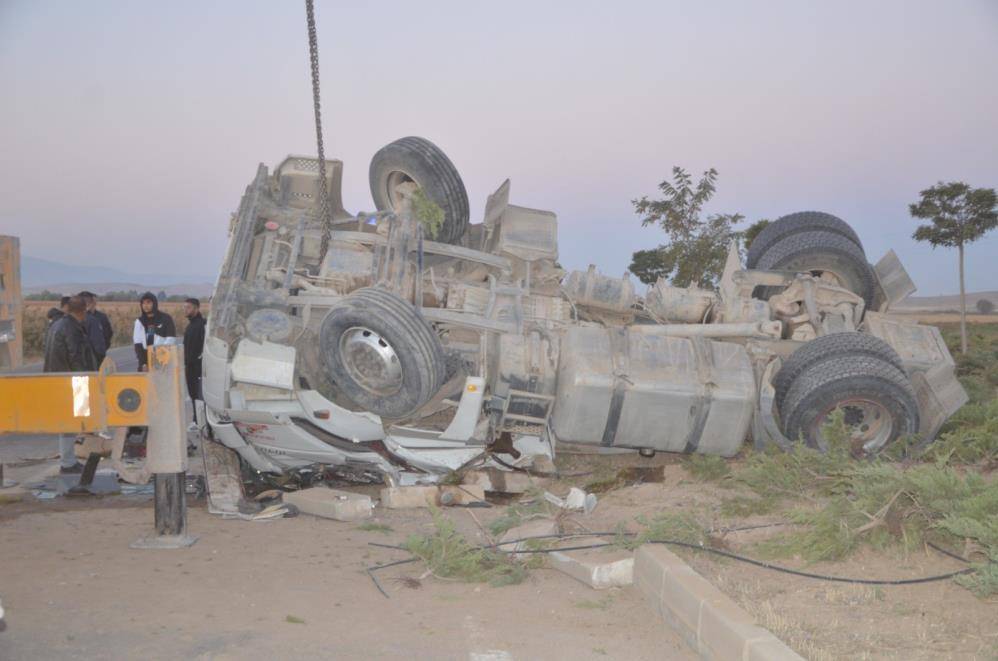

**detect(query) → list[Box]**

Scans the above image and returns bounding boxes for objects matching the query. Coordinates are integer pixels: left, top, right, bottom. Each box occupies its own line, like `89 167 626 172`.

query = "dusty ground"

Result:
3 441 996 659
561 461 998 661
0 446 693 661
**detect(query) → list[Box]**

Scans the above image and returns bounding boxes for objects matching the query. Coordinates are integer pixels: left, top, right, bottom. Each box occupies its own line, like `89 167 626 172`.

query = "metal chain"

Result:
305 0 332 262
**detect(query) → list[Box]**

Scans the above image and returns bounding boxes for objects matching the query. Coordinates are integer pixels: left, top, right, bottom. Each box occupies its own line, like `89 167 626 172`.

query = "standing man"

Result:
43 296 97 473
183 298 206 426
81 292 113 356
77 291 108 366
132 292 176 371
42 306 64 357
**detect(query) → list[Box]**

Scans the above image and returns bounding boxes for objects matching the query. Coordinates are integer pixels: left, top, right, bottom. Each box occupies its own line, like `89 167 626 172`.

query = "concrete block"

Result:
462 470 493 491
746 637 804 661
631 544 804 661
497 519 558 559
283 487 373 521
468 468 538 494
698 596 768 661
633 546 669 616
491 470 540 493
548 541 633 589
379 486 440 509
660 560 712 634
439 484 486 505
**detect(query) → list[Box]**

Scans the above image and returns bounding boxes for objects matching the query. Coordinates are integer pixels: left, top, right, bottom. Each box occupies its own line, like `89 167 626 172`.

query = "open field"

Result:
893 312 998 325
21 301 208 361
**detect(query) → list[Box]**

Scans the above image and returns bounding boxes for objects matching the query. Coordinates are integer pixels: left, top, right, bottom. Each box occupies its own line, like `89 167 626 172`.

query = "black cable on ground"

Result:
365 557 419 598
368 531 979 589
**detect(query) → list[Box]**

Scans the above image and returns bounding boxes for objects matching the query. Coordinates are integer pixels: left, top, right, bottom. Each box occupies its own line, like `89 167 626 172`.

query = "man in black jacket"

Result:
132 292 176 371
43 296 97 473
183 298 206 425
80 291 113 361
77 291 108 365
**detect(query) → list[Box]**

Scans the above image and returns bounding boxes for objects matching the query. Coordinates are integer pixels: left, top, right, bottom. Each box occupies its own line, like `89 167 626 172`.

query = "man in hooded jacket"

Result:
133 292 176 371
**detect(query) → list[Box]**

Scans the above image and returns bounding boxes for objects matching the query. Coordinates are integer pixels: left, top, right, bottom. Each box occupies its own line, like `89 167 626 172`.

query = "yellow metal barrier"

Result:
0 363 149 433
0 345 195 548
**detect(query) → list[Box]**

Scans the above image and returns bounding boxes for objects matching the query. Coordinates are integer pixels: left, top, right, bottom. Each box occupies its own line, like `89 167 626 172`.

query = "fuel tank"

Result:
550 326 756 456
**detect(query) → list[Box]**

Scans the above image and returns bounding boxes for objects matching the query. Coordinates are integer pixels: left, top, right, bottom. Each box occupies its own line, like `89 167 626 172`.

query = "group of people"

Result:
42 291 206 473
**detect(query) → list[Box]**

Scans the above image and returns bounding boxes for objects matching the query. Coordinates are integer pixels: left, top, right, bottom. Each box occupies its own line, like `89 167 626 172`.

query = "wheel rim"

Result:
385 170 417 210
338 326 403 396
814 398 894 454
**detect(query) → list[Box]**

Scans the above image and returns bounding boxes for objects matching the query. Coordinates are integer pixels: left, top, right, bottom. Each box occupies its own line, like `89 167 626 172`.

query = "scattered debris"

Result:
462 469 538 494
439 484 487 506
548 541 634 589
283 487 373 522
497 518 559 559
404 509 533 586
285 615 306 624
254 489 283 502
380 486 441 509
543 487 597 514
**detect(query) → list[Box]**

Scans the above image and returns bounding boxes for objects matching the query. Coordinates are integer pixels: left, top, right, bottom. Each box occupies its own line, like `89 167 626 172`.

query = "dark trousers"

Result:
185 365 202 423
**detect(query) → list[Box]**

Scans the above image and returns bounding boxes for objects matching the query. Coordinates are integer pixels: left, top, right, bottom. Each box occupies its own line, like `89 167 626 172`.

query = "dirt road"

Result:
0 498 693 661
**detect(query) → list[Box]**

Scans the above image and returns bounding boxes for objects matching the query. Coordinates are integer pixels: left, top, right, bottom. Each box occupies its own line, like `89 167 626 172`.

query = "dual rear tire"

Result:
775 332 919 455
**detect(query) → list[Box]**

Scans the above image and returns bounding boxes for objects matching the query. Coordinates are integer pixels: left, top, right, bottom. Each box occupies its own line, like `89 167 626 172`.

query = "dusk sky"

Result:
1 0 996 294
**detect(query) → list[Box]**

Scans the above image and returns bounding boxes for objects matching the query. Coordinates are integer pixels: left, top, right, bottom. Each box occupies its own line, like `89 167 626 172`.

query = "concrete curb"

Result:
633 545 803 660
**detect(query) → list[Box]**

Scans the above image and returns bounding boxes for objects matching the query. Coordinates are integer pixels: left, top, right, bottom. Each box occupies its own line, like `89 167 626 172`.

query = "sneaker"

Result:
187 422 199 432
59 463 84 475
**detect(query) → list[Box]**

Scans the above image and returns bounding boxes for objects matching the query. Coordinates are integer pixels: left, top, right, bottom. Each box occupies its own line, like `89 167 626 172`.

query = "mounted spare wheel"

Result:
319 287 446 419
747 211 863 269
777 339 919 456
753 230 876 308
369 136 470 245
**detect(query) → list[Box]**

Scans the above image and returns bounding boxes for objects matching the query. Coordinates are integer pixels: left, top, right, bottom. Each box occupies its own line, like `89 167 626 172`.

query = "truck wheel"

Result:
774 332 905 413
753 230 876 308
320 287 446 419
747 211 863 269
369 136 470 245
779 354 919 456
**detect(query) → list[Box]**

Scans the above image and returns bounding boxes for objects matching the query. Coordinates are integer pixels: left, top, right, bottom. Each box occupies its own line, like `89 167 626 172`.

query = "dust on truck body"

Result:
201 137 967 483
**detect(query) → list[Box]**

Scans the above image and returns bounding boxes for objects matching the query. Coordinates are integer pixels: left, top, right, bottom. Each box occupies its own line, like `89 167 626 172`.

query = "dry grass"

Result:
22 300 208 360
897 312 998 324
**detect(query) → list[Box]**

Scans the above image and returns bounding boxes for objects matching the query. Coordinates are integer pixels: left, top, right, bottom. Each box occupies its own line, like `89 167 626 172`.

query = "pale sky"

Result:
1 0 996 294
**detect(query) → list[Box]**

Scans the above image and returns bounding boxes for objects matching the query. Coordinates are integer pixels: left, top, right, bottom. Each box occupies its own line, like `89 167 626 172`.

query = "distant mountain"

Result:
22 282 215 297
21 255 214 289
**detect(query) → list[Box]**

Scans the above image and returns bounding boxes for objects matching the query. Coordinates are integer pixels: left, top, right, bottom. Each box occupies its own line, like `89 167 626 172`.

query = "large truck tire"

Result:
320 287 446 419
747 211 863 269
774 332 905 414
778 353 919 456
369 136 470 245
753 230 876 308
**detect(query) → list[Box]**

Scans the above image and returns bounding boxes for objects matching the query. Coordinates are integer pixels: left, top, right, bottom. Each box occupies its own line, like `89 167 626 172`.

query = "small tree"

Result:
741 219 770 252
977 299 995 315
630 167 743 288
909 182 998 354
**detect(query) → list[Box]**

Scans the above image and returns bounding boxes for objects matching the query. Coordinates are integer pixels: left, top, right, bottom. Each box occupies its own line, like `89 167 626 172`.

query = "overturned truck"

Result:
201 137 967 485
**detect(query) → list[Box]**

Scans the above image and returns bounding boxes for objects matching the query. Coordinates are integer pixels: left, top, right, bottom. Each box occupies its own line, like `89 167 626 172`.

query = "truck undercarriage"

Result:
201 137 967 486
